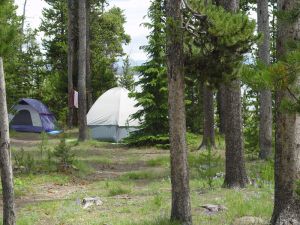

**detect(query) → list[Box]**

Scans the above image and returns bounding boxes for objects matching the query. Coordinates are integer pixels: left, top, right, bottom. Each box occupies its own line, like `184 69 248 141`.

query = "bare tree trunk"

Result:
217 84 226 134
67 0 77 129
166 0 192 224
223 80 248 188
220 0 248 188
86 0 93 110
78 0 88 141
0 58 16 225
257 0 272 160
271 0 300 224
21 0 28 35
199 83 215 149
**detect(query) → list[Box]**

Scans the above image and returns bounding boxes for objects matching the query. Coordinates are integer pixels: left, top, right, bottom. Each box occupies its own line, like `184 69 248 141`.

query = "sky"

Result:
14 0 151 62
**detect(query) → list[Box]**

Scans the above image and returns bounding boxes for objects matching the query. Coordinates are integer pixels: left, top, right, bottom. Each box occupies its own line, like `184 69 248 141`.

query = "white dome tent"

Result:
87 87 141 142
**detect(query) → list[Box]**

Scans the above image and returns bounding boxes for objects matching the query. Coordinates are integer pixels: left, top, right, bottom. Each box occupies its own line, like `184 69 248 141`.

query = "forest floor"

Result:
0 131 274 225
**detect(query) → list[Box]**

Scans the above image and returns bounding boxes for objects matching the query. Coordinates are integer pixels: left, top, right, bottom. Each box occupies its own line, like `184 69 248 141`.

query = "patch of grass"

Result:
121 171 154 180
120 170 168 181
79 139 111 148
12 173 70 197
10 131 275 225
96 157 113 165
215 134 225 149
72 160 94 176
248 159 274 186
188 150 224 188
222 188 273 223
108 185 132 196
124 154 141 164
131 217 181 225
147 156 169 167
152 193 163 208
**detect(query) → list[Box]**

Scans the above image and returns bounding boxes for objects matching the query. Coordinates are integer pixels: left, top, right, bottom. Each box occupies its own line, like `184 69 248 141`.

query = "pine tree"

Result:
271 0 300 223
17 28 45 100
39 0 68 120
119 55 135 91
0 0 22 106
183 0 256 187
220 0 249 189
67 0 77 128
90 6 130 99
131 0 168 138
0 0 20 57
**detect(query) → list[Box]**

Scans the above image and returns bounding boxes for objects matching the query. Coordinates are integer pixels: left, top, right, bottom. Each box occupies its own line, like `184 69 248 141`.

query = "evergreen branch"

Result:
182 0 207 21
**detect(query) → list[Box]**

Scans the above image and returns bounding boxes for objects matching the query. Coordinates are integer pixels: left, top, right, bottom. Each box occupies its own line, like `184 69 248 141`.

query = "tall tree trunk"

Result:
21 0 28 35
86 0 93 110
199 83 215 149
257 0 272 160
78 0 88 141
220 0 248 188
67 0 77 129
217 84 226 134
271 0 300 223
166 0 192 224
223 80 248 188
0 58 16 225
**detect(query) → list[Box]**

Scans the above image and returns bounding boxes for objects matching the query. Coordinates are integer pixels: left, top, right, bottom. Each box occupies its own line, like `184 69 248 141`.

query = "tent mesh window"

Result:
11 110 33 126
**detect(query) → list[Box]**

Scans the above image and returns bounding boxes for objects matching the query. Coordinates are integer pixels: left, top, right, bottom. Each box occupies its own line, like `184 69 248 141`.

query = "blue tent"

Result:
10 98 57 133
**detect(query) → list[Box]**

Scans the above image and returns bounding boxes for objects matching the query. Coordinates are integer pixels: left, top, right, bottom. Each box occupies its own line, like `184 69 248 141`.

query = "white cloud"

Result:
15 0 48 29
14 0 150 62
109 0 151 61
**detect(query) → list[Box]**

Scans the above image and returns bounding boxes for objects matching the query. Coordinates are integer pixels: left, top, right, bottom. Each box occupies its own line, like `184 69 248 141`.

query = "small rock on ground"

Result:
201 204 227 215
82 197 103 209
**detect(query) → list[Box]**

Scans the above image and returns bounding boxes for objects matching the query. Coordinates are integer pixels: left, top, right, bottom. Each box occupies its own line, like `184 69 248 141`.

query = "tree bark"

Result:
166 0 192 224
257 0 272 160
0 58 16 225
78 0 88 141
86 0 93 110
218 0 239 10
217 84 226 134
271 0 300 224
220 0 248 188
199 83 215 149
21 0 28 35
67 0 77 129
223 80 248 188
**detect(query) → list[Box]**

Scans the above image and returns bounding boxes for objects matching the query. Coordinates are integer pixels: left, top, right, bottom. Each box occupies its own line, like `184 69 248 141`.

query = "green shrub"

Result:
260 160 274 183
108 186 131 196
186 132 200 150
248 160 274 186
189 147 223 188
153 193 163 208
13 148 36 174
147 156 169 167
125 132 202 150
124 134 169 149
39 132 50 158
53 135 75 172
